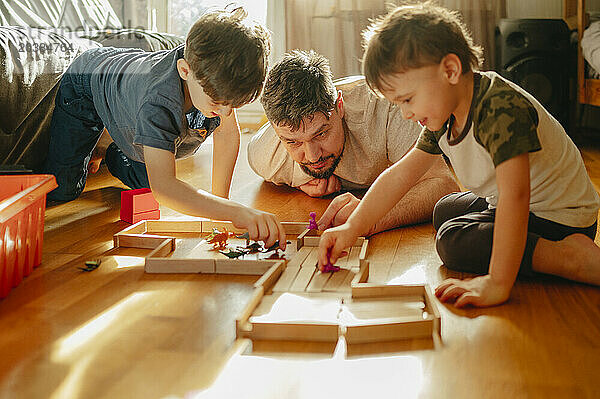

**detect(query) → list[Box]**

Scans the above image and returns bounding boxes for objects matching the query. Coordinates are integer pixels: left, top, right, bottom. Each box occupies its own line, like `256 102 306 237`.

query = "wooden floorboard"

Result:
1 134 599 399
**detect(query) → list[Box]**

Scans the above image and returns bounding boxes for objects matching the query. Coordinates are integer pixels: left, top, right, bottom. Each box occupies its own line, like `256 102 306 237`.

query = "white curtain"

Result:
284 0 506 77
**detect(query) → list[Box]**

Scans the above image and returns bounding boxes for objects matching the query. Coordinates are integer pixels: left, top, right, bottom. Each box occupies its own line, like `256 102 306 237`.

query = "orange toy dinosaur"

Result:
207 228 234 250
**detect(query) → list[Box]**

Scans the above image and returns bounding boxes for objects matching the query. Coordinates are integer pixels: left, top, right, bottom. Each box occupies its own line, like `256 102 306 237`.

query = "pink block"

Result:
120 188 160 224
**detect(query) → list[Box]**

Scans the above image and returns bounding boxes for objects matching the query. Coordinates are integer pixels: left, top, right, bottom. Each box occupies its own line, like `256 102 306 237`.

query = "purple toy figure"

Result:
307 211 318 230
320 248 340 273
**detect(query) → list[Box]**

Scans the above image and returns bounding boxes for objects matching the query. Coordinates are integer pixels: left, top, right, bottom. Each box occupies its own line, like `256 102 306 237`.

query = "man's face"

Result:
273 96 346 179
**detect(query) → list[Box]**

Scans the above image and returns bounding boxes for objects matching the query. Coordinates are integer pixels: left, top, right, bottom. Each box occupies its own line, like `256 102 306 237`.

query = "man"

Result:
248 50 459 235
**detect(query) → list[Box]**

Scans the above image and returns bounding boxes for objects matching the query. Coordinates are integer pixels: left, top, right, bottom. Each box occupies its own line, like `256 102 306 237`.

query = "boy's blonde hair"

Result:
362 1 483 96
184 6 271 108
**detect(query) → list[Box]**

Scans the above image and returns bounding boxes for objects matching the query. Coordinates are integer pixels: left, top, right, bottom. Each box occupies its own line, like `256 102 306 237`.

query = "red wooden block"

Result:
121 188 160 224
131 209 161 224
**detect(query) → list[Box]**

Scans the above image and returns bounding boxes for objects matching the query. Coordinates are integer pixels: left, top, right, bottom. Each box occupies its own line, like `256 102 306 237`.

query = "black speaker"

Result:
495 19 570 129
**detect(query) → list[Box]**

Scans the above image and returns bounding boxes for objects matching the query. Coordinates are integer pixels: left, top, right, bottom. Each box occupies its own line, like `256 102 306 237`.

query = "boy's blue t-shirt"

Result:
86 44 220 163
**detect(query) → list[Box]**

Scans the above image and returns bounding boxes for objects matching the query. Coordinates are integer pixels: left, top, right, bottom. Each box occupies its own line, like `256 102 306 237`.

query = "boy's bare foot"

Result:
88 128 112 174
533 233 600 285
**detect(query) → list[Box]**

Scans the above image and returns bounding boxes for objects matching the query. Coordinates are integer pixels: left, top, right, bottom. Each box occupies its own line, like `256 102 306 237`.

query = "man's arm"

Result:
318 156 459 234
212 110 240 198
247 123 313 187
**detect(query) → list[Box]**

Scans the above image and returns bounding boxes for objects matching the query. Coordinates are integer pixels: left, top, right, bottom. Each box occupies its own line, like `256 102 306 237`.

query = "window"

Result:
168 0 267 37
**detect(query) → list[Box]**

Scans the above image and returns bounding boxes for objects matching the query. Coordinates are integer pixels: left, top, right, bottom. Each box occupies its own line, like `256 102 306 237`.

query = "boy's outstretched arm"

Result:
436 153 530 307
144 145 286 249
317 157 459 234
318 148 439 266
211 110 241 199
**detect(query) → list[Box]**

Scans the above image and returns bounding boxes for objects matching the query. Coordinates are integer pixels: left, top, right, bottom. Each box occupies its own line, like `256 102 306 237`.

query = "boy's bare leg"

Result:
89 128 113 173
532 234 600 285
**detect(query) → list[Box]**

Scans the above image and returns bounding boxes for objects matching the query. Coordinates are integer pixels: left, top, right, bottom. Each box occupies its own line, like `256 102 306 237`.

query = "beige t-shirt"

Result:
247 76 422 189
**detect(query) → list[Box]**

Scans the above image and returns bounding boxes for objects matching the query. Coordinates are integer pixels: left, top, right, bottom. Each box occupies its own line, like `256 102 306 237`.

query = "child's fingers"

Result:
318 234 335 266
246 222 259 242
455 292 479 308
276 220 287 250
438 284 467 303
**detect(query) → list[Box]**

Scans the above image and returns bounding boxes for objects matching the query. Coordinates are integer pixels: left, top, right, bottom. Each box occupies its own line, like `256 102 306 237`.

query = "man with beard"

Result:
248 50 459 234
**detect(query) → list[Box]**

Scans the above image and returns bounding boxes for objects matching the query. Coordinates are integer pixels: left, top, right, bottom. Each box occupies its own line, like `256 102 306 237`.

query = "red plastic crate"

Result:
0 175 57 299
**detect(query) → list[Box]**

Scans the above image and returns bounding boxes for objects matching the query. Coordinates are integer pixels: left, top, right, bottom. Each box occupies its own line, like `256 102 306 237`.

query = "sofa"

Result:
0 0 184 172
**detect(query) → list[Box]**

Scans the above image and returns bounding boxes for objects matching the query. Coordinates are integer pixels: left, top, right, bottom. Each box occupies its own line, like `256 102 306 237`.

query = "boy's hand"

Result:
233 207 287 250
298 175 341 197
318 223 359 267
435 275 512 308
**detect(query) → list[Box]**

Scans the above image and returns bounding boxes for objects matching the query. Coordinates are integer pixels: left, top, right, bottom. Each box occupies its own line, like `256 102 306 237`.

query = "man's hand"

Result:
435 274 512 308
317 192 363 230
297 175 341 197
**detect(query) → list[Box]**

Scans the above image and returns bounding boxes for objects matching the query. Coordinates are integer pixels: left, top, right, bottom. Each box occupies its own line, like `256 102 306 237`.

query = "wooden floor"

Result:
1 134 600 399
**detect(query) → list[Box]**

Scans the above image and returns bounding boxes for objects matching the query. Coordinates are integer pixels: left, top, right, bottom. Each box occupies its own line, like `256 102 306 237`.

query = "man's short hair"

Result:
184 6 271 108
362 1 483 96
261 50 337 131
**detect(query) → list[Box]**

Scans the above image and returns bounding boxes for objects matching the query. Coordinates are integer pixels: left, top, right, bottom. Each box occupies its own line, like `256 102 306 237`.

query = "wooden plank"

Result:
145 220 203 233
253 261 286 292
302 236 365 247
272 267 301 292
352 284 426 299
215 259 275 275
423 285 442 338
322 268 350 292
146 238 175 258
345 319 433 344
145 258 215 274
201 220 246 234
245 322 339 342
117 234 172 249
306 270 332 293
336 269 357 293
289 266 317 292
236 286 264 337
351 261 369 286
296 228 312 250
113 221 147 246
346 246 362 268
287 246 312 268
300 247 319 268
281 222 312 235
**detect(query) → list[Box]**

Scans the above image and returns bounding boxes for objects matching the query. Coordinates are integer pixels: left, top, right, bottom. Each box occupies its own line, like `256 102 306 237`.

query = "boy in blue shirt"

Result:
318 3 600 307
45 7 286 248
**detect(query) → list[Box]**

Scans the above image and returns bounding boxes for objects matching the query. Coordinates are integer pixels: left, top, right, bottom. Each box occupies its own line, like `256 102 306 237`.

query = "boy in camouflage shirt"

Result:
318 3 600 307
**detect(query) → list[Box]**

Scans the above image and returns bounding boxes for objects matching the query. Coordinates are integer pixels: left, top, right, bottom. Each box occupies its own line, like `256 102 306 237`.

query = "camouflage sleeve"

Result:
474 87 541 167
415 127 444 155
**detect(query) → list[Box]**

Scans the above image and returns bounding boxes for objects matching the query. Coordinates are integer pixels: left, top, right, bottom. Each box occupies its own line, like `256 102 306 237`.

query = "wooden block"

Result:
245 321 339 342
344 319 433 344
303 236 366 248
201 220 245 234
296 228 312 250
352 284 426 299
281 222 313 235
287 246 312 268
351 261 369 286
120 188 159 224
337 269 357 293
146 238 175 258
289 266 316 292
116 233 172 249
359 239 369 261
131 209 160 224
322 268 350 292
346 246 362 268
253 261 286 292
215 259 275 275
236 286 264 337
113 221 147 246
145 220 203 233
272 267 301 292
423 285 442 337
145 258 215 273
300 247 319 268
306 270 332 293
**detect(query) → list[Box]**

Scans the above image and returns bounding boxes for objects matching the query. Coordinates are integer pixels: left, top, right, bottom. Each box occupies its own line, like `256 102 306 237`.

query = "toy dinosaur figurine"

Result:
206 228 234 250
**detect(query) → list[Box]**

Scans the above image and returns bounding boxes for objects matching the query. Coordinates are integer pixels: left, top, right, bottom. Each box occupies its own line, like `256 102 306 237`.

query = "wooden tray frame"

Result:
113 220 441 346
113 219 309 275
